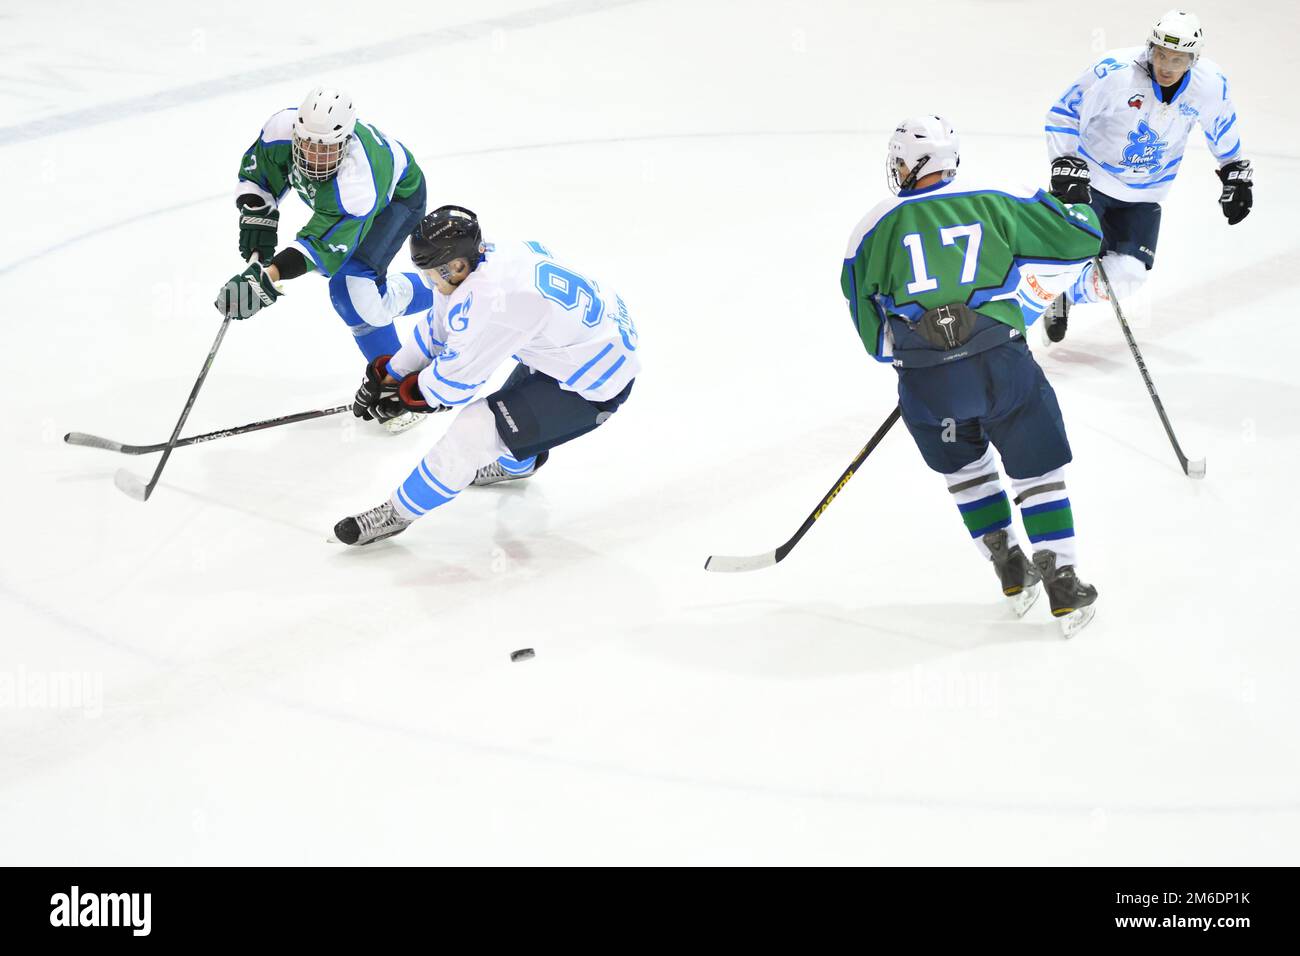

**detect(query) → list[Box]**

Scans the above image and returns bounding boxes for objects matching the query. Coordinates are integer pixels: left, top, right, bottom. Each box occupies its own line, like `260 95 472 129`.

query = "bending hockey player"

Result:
335 206 640 546
841 116 1102 636
214 86 433 427
1038 9 1252 343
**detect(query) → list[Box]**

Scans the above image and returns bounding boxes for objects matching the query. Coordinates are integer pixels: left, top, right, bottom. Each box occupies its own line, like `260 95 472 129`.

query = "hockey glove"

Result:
375 374 445 421
1049 156 1091 205
237 196 279 264
214 261 281 320
352 355 399 420
1217 159 1253 225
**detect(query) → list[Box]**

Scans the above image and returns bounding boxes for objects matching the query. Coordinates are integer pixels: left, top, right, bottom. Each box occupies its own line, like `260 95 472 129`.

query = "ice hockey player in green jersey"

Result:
213 86 433 429
840 115 1102 636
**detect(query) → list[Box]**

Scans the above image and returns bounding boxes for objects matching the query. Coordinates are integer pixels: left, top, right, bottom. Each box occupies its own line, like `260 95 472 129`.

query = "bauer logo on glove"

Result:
1217 159 1253 226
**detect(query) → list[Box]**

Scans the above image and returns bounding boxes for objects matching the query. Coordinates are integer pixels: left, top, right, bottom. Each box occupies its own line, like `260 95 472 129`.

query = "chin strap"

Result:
899 154 932 193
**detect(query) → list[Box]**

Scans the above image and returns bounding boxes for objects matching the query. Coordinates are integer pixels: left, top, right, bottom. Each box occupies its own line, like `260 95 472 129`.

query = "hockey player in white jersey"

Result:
334 206 640 546
1035 9 1253 342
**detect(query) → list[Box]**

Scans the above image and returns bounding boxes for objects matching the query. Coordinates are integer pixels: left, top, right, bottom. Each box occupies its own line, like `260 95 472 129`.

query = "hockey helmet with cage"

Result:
410 206 484 276
886 115 960 194
292 86 356 182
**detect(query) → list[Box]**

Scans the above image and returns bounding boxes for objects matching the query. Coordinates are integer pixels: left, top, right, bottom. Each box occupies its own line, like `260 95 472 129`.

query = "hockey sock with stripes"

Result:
1010 468 1077 568
493 455 537 475
389 400 513 520
945 446 1021 560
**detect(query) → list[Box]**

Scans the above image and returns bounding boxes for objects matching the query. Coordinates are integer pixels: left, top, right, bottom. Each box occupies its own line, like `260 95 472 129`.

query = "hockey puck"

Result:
510 648 535 663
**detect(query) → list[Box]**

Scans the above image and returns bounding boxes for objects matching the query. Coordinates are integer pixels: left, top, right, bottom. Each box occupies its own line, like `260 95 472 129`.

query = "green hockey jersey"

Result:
236 109 424 277
840 179 1102 362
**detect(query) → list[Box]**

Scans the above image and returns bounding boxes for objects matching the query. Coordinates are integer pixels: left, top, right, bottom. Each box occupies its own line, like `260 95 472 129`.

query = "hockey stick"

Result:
704 405 902 572
1095 259 1205 479
113 315 233 501
65 405 352 455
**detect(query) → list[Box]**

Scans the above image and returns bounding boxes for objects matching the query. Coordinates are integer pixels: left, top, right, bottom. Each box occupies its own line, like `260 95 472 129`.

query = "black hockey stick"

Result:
1095 259 1205 479
113 315 233 501
65 405 352 455
705 405 902 572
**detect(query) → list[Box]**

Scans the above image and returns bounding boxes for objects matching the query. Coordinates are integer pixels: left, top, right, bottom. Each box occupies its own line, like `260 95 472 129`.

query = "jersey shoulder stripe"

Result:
334 129 378 218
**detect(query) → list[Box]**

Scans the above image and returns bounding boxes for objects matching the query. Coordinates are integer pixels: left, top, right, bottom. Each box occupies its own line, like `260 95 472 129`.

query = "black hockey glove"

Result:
352 355 400 420
214 261 281 320
1217 159 1252 225
1049 156 1091 205
236 196 279 264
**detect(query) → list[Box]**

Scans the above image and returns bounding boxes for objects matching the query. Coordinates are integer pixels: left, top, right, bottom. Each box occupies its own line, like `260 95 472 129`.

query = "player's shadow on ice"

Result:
657 599 1061 678
1032 346 1128 376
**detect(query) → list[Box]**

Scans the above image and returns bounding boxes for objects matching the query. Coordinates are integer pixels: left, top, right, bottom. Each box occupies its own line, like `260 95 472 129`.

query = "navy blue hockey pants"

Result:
488 364 635 462
897 339 1072 479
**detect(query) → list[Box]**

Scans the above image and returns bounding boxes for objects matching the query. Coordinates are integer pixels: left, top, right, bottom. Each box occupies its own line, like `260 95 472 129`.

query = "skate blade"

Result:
1056 603 1096 639
1005 583 1041 618
382 413 427 435
472 472 533 487
351 524 411 547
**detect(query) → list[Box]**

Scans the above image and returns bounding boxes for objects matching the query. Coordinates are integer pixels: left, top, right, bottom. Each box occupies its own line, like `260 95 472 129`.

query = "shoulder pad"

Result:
334 136 378 218
260 108 297 146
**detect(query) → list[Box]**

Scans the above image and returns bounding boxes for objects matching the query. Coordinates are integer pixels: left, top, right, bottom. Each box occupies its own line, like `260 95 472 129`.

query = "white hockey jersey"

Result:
1045 47 1244 204
388 239 641 407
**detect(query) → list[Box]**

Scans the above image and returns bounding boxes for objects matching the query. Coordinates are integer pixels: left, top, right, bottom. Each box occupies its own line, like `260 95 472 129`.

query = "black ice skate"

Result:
982 529 1041 618
334 501 413 546
472 450 549 487
1041 293 1069 346
1031 549 1098 638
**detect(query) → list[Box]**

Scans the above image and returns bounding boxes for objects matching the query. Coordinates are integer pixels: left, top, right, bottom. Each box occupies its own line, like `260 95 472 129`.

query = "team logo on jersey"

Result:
448 292 473 332
1024 275 1055 304
1121 120 1168 171
1092 57 1125 79
1128 93 1144 109
289 166 318 203
243 155 258 173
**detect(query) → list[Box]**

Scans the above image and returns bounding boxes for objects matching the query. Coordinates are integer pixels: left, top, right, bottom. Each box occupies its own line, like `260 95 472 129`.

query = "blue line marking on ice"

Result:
0 0 651 147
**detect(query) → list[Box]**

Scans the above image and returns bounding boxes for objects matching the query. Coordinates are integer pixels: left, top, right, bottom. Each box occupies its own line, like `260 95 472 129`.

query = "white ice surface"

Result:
1 0 1298 865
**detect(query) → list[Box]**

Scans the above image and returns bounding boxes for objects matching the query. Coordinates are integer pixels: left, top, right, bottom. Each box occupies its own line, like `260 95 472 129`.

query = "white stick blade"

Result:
704 551 778 573
113 469 149 501
1186 458 1206 480
65 432 124 452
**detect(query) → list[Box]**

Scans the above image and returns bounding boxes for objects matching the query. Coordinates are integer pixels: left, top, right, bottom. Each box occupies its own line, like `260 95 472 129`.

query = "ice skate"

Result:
983 529 1041 617
1032 549 1098 637
1040 293 1069 346
380 410 427 435
334 501 413 546
472 450 549 486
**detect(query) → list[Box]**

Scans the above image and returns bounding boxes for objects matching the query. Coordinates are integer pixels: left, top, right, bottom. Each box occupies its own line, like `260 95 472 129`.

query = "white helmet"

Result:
886 115 960 194
292 86 356 182
1149 10 1204 61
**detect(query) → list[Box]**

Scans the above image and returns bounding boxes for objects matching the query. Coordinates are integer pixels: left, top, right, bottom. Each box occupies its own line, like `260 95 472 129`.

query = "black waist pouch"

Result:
906 303 980 351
